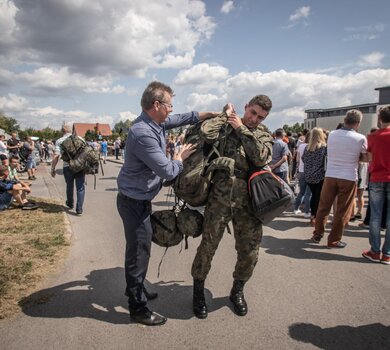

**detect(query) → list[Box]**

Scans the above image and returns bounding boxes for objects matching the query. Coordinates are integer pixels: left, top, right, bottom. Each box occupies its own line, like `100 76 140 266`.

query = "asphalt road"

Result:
1 159 389 349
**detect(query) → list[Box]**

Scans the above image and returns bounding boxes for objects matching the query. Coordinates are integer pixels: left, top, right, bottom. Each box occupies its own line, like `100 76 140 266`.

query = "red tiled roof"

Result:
73 123 112 137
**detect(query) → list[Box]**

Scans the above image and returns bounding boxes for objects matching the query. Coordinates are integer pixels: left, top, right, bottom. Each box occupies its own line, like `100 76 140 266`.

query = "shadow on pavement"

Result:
261 235 368 263
289 322 390 349
266 218 312 231
19 267 229 324
99 177 117 180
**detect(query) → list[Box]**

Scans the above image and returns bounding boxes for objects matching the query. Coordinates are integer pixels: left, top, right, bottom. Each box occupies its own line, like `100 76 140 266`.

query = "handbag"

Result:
248 167 295 224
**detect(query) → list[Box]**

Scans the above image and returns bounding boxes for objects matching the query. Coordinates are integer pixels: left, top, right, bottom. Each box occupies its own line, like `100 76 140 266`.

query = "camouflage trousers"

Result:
191 177 263 282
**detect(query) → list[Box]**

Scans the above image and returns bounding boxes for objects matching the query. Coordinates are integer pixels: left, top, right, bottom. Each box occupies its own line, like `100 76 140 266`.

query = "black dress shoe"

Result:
130 308 167 326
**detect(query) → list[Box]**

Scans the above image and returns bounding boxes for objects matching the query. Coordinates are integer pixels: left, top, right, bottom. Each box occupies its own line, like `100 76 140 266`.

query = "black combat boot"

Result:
193 279 208 319
229 280 248 316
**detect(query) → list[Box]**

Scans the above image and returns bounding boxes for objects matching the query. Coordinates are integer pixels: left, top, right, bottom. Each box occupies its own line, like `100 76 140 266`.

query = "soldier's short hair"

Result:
344 109 363 126
248 95 272 112
378 106 390 123
141 81 175 110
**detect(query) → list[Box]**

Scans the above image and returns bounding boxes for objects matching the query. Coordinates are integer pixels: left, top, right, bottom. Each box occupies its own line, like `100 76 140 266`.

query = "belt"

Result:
118 192 150 204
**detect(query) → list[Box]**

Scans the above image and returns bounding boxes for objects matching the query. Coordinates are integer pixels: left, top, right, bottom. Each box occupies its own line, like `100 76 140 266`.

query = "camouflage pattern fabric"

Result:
173 112 235 207
191 118 273 281
151 210 183 247
177 208 203 238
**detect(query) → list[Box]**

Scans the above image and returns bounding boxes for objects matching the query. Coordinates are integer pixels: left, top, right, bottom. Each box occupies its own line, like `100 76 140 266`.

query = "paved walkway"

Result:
1 160 389 349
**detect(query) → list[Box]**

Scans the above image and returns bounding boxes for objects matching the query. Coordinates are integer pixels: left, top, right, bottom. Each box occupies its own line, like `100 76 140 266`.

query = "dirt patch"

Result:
0 198 71 319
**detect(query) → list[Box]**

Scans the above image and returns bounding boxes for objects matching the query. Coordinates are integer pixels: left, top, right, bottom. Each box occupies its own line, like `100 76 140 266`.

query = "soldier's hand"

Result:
227 113 243 129
50 168 56 178
174 143 196 162
223 103 235 116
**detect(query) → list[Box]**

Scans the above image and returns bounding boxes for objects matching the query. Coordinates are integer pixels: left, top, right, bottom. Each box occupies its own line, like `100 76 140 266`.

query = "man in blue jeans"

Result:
362 106 390 264
51 122 85 216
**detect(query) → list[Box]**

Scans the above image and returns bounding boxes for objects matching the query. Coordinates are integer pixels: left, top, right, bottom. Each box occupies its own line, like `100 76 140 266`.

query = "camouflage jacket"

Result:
200 114 273 177
200 114 273 208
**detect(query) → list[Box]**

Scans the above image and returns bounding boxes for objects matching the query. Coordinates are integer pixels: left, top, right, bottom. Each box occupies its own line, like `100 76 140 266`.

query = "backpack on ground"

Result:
172 113 235 207
61 135 100 175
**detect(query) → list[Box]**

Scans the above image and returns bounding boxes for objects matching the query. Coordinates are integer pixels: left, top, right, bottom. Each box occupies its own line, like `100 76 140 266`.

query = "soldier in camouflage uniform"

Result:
191 95 273 319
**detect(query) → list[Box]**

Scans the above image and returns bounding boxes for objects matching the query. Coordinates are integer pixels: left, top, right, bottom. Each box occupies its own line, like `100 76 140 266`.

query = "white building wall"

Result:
304 112 378 136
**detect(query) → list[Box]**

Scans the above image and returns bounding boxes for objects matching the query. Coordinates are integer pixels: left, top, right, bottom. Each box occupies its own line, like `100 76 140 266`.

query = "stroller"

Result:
17 147 29 173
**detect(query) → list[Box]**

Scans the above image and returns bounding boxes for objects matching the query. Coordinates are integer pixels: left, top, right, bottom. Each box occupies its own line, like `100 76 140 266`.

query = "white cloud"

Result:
358 52 385 67
344 23 385 41
0 93 29 113
289 6 310 22
2 0 216 76
2 66 129 96
186 68 390 131
0 0 17 47
119 111 138 122
221 1 234 14
174 63 229 85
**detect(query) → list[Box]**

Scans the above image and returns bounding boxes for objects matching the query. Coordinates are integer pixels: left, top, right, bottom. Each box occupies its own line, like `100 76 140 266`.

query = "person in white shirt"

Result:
312 109 368 248
0 134 8 156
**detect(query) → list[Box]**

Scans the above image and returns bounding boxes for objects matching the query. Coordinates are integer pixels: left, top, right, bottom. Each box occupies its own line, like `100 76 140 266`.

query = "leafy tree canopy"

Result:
0 113 21 133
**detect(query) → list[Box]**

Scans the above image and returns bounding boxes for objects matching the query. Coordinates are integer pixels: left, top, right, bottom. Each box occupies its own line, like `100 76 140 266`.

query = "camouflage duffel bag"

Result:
176 208 203 238
151 210 183 247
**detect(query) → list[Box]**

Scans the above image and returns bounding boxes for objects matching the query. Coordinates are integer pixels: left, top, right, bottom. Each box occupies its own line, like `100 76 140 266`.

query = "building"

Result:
304 86 390 135
73 123 112 138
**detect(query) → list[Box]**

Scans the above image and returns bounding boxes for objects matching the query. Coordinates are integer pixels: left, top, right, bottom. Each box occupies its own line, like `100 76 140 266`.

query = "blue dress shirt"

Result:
117 110 200 200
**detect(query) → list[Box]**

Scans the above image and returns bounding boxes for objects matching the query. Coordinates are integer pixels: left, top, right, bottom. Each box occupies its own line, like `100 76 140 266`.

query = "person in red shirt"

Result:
362 106 390 265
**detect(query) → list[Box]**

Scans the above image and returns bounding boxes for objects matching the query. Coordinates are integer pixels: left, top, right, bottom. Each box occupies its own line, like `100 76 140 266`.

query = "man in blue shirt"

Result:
117 81 221 326
100 139 108 164
270 128 289 181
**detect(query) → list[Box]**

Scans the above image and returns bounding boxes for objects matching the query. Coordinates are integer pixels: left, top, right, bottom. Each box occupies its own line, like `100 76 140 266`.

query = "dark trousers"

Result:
308 180 324 217
63 166 85 213
116 192 152 311
115 148 120 160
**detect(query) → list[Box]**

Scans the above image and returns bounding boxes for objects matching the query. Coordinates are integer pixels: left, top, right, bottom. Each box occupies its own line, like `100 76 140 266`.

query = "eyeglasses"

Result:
157 100 173 109
249 107 267 121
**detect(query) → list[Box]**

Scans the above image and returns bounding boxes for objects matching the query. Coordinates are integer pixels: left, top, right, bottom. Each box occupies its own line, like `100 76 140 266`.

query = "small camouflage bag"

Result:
151 210 183 247
176 208 203 238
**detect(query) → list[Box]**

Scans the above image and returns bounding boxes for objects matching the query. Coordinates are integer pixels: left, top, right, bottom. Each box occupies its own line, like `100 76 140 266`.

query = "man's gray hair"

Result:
141 81 174 110
62 122 73 133
344 109 363 126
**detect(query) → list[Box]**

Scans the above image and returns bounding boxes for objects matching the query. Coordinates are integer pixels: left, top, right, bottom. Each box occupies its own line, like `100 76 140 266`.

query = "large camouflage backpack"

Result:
173 113 235 207
61 135 100 175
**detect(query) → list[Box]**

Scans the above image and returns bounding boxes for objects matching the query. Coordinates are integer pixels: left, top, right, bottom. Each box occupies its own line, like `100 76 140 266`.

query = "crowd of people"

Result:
1 80 389 327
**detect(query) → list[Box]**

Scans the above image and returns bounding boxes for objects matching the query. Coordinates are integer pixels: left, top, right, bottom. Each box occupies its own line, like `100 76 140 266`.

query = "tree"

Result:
113 119 134 135
85 129 98 141
0 113 21 133
282 122 304 134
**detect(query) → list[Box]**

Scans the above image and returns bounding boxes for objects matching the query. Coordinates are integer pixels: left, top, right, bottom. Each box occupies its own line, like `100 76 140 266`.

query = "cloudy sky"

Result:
1 0 390 131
